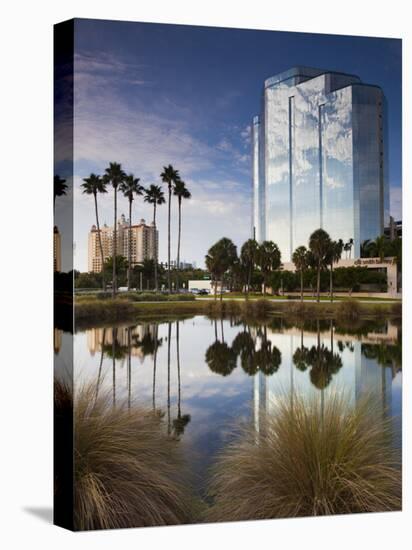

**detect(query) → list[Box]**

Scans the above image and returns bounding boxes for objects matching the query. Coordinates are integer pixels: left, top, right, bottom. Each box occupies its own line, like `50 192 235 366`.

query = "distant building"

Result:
384 216 402 240
160 260 195 270
252 66 389 261
54 225 61 272
88 214 158 273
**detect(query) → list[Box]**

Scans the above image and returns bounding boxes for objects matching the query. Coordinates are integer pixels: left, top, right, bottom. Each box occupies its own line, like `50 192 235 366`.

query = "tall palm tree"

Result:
120 174 144 291
240 239 259 297
144 184 165 291
309 228 331 302
328 239 344 302
256 241 281 295
206 238 238 301
81 174 107 290
173 180 191 291
104 162 126 297
292 245 309 301
54 175 67 207
161 165 181 293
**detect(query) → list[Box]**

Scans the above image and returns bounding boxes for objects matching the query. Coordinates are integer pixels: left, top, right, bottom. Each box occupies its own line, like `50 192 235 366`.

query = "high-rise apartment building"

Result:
88 214 158 273
252 67 389 261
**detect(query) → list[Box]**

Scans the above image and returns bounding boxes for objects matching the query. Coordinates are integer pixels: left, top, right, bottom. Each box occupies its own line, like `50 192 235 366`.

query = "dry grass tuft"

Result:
205 393 401 522
55 382 200 530
336 299 361 322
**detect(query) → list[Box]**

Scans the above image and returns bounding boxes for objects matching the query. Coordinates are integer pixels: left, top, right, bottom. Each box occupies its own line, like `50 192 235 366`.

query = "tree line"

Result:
79 162 191 295
205 228 398 302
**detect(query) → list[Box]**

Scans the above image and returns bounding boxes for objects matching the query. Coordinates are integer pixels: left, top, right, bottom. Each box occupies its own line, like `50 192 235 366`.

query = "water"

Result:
55 315 402 491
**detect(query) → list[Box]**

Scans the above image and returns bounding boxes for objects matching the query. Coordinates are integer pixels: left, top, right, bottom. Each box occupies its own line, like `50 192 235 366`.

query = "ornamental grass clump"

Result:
205 392 401 522
55 381 199 530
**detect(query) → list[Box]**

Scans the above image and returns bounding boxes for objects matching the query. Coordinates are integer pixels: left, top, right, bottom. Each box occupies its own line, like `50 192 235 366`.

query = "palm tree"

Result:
120 174 144 291
256 241 281 295
54 175 67 207
161 165 181 293
309 229 332 302
240 239 259 297
144 184 165 291
173 180 191 291
292 245 309 301
328 239 344 302
81 174 107 290
205 238 238 301
104 162 126 297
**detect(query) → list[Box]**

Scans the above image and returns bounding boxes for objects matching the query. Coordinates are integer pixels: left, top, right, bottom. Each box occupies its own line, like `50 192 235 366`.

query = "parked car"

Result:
198 289 209 295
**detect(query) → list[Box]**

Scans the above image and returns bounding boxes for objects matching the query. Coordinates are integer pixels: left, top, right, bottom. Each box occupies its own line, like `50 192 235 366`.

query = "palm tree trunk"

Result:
113 188 117 297
220 274 224 302
127 199 132 291
153 204 158 291
167 184 172 293
300 270 303 302
94 193 106 291
176 198 182 292
317 261 321 303
330 263 333 303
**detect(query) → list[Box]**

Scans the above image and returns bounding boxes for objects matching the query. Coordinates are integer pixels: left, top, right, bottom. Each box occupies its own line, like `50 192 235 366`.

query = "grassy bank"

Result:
75 296 401 329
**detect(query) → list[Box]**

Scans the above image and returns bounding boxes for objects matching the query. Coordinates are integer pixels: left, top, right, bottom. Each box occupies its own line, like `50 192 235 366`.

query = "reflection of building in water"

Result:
54 328 62 354
54 226 61 272
86 325 155 361
88 214 158 273
252 67 388 260
253 322 398 432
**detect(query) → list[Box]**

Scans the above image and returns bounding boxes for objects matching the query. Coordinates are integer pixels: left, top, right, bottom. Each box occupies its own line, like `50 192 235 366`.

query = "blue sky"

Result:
68 19 402 271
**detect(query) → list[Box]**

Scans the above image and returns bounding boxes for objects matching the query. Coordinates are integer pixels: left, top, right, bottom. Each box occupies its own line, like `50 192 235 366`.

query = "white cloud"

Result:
72 51 251 271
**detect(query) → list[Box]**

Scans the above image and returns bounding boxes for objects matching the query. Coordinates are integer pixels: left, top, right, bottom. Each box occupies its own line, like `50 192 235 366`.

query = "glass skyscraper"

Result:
252 67 389 261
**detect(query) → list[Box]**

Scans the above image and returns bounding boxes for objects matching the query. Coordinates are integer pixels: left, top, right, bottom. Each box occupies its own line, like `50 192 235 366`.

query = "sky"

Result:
58 18 402 272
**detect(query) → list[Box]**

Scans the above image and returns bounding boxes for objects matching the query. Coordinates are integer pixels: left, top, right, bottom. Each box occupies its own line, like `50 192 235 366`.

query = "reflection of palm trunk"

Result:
127 327 131 409
152 324 158 409
112 328 116 406
214 320 218 341
176 321 181 419
167 322 171 434
95 327 106 403
220 318 224 343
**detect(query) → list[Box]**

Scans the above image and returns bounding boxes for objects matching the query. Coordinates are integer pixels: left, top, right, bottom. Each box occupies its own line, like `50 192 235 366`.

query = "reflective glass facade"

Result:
252 67 388 261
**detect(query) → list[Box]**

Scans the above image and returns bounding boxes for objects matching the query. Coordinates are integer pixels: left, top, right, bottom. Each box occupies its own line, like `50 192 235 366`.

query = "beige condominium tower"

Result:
88 214 158 273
